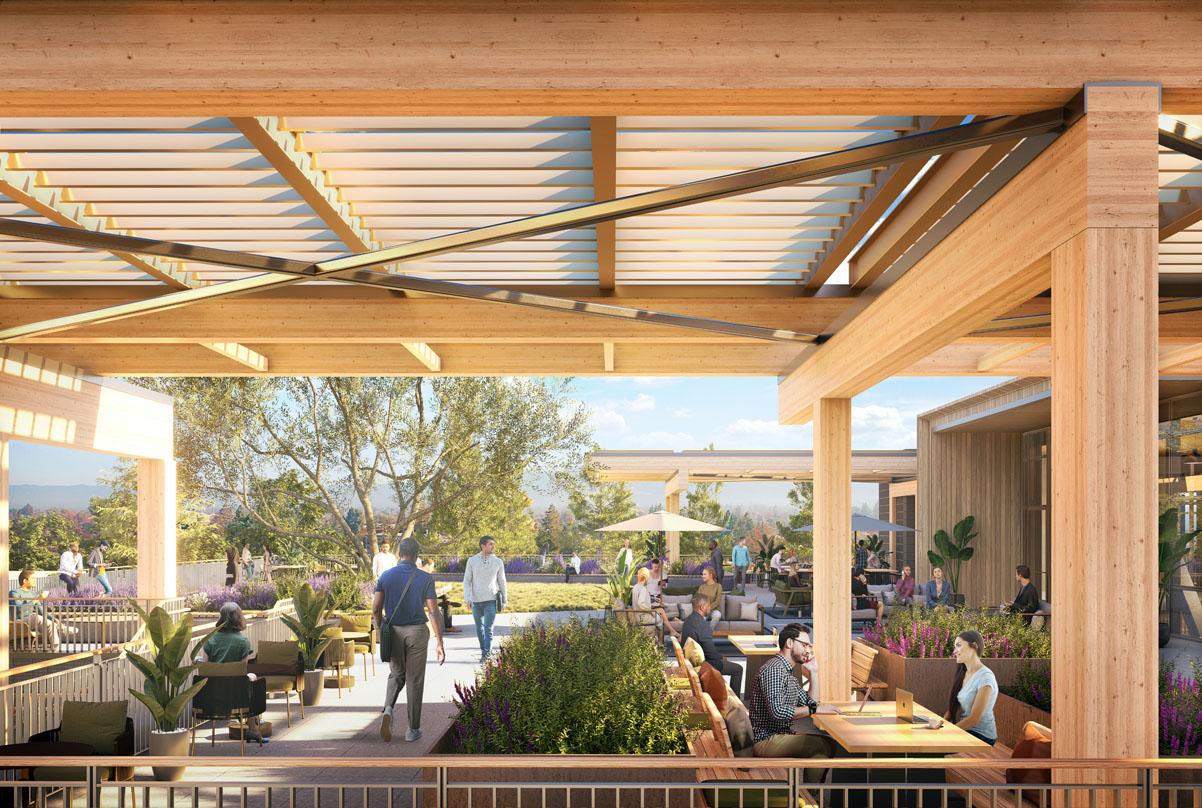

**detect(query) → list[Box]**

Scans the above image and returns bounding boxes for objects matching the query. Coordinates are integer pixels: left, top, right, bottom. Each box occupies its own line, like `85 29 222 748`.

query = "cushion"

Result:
698 662 728 711
662 594 691 620
723 594 758 621
263 675 298 692
721 694 754 752
198 660 248 677
59 700 127 755
1023 721 1052 742
682 637 705 668
867 584 893 596
1006 737 1052 784
255 640 301 668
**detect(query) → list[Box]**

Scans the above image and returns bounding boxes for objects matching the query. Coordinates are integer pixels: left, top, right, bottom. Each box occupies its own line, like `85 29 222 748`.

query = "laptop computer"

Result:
896 689 928 724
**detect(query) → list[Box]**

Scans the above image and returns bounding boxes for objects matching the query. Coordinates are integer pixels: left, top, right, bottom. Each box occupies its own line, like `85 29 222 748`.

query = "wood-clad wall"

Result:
916 418 1023 607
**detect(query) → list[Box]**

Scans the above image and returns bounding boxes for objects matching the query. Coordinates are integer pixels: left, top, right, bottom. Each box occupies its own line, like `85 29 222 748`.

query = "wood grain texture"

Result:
137 458 178 600
813 397 852 702
915 419 1023 608
1 439 9 670
1 3 1201 115
1050 85 1160 786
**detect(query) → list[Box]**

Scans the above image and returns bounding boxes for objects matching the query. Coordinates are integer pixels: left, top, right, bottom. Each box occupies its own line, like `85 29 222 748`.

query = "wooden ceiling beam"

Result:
1160 187 1202 240
401 341 441 372
974 342 1044 372
1158 342 1202 372
200 341 269 372
802 116 961 290
603 342 615 372
590 116 617 291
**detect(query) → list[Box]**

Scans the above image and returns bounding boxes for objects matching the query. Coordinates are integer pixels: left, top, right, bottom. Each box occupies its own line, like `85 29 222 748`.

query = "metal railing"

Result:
0 756 1198 808
7 597 190 655
0 606 291 752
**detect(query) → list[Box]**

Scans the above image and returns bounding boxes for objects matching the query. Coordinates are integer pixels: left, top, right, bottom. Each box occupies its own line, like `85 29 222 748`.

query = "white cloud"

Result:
587 404 629 437
635 430 698 450
670 407 692 419
625 393 656 413
850 404 917 449
715 418 813 451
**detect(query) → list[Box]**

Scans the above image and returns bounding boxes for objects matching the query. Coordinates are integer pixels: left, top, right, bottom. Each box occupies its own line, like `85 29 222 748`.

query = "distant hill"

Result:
9 484 110 512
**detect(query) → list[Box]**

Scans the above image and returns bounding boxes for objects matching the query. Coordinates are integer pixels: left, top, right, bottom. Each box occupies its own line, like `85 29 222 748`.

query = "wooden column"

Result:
137 458 177 600
0 440 9 671
1051 84 1159 787
664 469 686 564
813 397 852 701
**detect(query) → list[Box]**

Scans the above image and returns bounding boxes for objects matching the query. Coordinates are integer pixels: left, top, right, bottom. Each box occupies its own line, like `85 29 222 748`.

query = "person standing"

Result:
462 535 508 661
615 539 634 574
373 541 399 581
58 542 84 595
707 540 726 590
87 541 112 595
681 593 742 696
854 539 869 571
261 544 273 582
225 547 238 586
931 630 998 745
731 537 751 589
746 622 831 781
240 544 253 581
375 538 444 743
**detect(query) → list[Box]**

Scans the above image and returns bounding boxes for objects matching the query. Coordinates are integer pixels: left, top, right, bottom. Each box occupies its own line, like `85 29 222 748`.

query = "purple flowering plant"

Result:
862 607 1051 659
1161 659 1202 757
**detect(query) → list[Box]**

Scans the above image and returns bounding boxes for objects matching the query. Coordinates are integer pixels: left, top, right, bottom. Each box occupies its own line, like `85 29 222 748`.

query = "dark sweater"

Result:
681 610 722 669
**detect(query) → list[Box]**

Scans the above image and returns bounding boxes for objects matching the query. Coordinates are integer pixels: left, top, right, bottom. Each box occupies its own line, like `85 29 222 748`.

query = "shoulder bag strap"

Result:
381 571 418 631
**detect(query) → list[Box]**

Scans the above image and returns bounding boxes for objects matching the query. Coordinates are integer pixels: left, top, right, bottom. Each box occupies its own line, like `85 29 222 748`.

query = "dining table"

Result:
811 700 990 808
724 634 782 699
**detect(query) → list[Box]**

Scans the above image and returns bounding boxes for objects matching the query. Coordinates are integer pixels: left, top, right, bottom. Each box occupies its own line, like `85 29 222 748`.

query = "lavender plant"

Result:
1161 659 1202 756
862 607 1051 659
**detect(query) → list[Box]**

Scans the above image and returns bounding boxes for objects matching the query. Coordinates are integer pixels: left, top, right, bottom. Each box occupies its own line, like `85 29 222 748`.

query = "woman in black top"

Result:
225 547 238 586
852 568 885 623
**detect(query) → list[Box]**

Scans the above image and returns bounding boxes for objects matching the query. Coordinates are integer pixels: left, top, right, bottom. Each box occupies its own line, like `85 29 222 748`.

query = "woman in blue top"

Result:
923 566 953 609
932 630 998 744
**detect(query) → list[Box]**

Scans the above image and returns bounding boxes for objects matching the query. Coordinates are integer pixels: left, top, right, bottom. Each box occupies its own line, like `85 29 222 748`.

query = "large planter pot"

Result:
149 728 190 781
302 670 324 706
862 641 1051 716
992 692 1051 748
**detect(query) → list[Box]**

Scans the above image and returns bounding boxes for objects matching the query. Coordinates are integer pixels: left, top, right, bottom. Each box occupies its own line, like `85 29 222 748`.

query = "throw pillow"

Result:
198 659 249 677
723 595 757 621
698 662 728 711
682 637 705 668
660 602 679 619
1005 737 1051 784
59 700 128 754
678 602 694 619
1022 720 1052 742
881 587 897 606
735 600 760 621
722 694 754 752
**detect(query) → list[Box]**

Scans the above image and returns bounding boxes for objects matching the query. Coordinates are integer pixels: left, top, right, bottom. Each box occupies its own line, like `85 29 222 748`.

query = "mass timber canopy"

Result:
587 449 916 484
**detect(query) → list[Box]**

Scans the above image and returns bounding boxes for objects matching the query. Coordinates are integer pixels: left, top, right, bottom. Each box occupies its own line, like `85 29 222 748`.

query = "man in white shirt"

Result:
462 535 508 661
372 541 399 581
58 542 84 595
615 540 634 575
769 549 784 573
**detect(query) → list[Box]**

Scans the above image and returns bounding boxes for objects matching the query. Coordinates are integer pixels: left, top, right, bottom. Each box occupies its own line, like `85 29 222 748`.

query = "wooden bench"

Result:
691 692 818 808
850 641 887 700
946 722 1051 808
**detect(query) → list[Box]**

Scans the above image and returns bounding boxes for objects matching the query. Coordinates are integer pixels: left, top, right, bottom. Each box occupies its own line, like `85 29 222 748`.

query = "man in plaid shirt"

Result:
747 623 833 781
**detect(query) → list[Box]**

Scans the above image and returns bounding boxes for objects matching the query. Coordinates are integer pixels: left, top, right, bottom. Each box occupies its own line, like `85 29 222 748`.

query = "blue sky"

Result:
8 375 1005 511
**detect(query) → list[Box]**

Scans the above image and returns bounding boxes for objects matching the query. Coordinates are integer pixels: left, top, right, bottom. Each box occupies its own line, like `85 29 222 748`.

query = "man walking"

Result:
731 537 751 589
58 541 84 595
372 541 398 580
708 539 726 590
462 535 508 661
88 541 112 595
374 538 444 743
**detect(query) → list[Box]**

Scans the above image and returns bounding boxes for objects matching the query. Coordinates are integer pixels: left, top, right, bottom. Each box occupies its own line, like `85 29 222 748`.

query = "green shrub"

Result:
864 607 1051 659
450 618 687 754
1000 662 1051 712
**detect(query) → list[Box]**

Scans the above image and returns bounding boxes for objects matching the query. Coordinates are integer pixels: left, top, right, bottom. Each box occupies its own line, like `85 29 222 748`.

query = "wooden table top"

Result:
340 630 370 640
726 634 782 655
811 701 991 755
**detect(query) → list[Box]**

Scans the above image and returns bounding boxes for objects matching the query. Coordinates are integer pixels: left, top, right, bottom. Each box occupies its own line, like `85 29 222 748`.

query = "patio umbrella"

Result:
596 510 725 533
794 513 915 533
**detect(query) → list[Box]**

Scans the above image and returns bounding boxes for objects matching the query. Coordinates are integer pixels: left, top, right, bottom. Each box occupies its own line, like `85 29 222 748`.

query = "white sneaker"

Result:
405 728 422 742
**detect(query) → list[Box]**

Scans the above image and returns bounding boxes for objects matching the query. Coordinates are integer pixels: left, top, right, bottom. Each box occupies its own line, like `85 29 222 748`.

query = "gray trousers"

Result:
383 623 430 730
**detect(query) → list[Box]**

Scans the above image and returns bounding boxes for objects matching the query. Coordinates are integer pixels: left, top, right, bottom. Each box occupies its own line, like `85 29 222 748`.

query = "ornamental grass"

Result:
450 618 687 754
1000 663 1052 712
862 607 1051 659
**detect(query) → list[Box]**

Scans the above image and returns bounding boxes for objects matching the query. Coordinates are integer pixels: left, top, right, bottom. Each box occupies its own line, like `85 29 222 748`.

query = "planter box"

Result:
422 723 695 808
992 692 1050 748
862 641 1050 719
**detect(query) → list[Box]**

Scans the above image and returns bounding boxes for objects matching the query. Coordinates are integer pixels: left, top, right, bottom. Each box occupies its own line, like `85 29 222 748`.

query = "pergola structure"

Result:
587 449 917 561
0 1 1200 784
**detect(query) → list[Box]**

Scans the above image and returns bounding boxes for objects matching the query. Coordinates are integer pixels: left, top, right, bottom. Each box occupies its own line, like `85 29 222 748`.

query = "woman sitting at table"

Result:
851 568 885 623
786 561 805 588
202 602 268 743
923 565 953 609
696 565 723 623
931 630 998 745
631 567 680 642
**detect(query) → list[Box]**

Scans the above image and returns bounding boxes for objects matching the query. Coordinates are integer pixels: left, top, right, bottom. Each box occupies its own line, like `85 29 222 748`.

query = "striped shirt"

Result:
748 653 818 742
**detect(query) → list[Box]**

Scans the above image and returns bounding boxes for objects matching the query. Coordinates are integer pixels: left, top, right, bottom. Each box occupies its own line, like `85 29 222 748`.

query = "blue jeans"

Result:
95 574 112 594
471 600 498 657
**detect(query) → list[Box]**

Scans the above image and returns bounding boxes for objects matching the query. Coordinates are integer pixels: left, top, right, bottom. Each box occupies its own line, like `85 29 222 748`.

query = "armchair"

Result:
29 700 135 807
190 661 267 755
253 640 305 725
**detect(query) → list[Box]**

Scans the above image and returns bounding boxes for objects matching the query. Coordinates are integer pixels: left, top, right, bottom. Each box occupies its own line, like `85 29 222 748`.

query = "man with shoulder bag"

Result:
374 538 445 743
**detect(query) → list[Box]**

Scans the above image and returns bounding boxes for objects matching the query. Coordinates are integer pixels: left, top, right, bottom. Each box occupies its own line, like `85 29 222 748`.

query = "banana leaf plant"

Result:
126 604 216 732
1159 507 1200 612
605 553 635 605
927 515 977 595
280 582 336 671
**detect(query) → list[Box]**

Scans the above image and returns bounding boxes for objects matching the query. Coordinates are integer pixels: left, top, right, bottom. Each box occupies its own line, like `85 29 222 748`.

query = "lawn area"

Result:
443 582 611 615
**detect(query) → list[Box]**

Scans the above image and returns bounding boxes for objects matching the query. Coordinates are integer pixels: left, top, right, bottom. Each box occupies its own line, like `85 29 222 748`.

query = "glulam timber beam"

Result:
778 114 1096 425
0 153 194 288
603 342 615 372
803 116 961 290
591 117 617 291
2 4 1202 115
401 341 441 372
1158 342 1202 372
1160 187 1202 239
975 342 1043 373
200 341 269 372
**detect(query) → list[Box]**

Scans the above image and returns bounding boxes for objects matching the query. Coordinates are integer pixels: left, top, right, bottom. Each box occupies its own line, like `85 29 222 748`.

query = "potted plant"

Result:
605 553 635 608
281 582 336 707
126 604 215 781
752 541 784 587
1158 508 1200 647
927 515 977 597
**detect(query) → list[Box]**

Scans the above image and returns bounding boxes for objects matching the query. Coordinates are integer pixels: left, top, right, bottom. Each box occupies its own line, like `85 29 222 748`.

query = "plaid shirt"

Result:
748 653 818 742
854 547 869 569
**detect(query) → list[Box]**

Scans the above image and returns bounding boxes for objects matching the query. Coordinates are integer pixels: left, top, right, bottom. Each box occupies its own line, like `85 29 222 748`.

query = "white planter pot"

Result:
149 728 190 781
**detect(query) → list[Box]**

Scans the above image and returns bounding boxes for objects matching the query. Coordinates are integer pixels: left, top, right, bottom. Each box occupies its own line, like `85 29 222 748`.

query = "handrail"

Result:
0 755 1196 769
